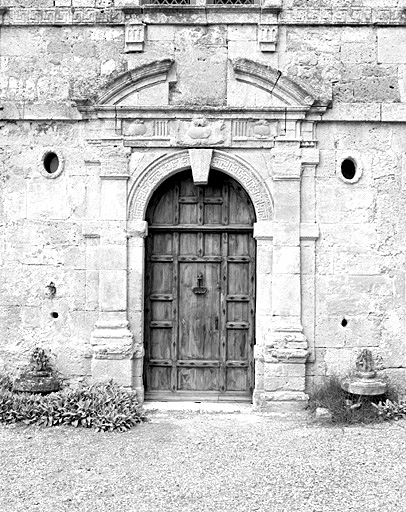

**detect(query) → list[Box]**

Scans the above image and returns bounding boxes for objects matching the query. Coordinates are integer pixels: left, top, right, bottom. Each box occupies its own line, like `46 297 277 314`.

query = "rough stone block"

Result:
273 246 300 274
147 25 175 42
227 25 257 42
378 28 406 64
256 241 273 274
91 357 133 387
317 275 392 317
100 270 127 312
27 179 69 221
272 223 300 246
272 274 301 317
100 179 127 221
99 245 127 271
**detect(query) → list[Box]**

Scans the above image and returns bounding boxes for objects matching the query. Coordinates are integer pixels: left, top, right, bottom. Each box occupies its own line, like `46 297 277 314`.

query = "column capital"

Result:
127 220 148 238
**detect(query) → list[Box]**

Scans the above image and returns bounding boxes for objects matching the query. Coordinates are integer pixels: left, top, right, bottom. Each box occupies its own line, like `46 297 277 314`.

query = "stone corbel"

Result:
125 22 145 53
258 25 279 52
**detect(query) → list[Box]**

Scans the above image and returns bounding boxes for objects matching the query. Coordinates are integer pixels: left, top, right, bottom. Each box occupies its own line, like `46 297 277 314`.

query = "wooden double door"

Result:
144 170 256 401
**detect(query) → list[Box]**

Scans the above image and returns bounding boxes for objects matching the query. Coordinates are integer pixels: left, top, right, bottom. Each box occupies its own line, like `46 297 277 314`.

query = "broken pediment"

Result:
230 58 315 108
74 58 320 112
74 59 175 109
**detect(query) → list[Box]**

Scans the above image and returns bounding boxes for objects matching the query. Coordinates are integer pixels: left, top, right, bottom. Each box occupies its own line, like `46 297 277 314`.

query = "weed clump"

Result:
308 375 400 425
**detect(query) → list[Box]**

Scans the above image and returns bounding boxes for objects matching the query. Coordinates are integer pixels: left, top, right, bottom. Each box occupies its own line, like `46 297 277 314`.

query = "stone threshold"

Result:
143 401 311 420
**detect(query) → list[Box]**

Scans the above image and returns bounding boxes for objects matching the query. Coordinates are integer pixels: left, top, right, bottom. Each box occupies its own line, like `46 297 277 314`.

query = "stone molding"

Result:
127 149 273 221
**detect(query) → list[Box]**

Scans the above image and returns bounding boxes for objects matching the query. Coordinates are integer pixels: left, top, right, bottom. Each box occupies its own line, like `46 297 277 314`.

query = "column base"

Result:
253 390 309 413
90 316 136 388
254 329 310 411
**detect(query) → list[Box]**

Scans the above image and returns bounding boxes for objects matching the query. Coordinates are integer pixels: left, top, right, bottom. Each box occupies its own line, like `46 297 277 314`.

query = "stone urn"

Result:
13 347 60 394
341 349 387 396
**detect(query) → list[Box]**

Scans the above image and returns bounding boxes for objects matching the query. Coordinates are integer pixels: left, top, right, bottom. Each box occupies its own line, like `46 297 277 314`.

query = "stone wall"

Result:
0 0 405 396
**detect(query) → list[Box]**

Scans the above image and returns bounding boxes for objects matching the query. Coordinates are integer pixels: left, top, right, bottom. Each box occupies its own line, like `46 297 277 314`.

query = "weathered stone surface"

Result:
0 3 405 408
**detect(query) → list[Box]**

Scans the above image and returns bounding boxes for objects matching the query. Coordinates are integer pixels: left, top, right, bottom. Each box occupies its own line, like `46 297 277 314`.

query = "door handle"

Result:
192 271 207 295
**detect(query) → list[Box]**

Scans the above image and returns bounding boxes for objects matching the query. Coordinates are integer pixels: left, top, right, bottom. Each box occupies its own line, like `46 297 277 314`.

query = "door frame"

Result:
127 150 274 404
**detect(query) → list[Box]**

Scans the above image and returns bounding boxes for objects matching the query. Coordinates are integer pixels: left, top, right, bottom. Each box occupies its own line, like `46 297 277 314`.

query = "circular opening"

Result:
50 312 59 319
341 318 348 327
341 158 356 180
43 152 59 174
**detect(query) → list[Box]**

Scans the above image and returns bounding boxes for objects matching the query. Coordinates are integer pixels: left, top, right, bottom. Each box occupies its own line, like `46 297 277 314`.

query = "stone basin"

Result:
341 377 387 396
13 370 60 394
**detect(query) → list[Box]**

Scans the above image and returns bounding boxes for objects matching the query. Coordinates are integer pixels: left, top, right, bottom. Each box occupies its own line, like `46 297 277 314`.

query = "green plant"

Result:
307 375 399 425
372 399 406 421
0 373 13 391
0 381 146 432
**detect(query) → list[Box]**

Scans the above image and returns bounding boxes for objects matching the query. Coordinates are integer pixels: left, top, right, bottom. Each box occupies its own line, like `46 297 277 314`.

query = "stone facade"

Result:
1 0 406 408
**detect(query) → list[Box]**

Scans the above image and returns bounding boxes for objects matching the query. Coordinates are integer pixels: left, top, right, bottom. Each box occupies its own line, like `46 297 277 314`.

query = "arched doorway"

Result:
144 169 256 402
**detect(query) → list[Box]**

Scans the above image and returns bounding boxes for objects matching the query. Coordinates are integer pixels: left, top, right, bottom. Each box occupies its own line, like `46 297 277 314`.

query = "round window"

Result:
341 159 356 180
337 153 362 183
43 152 59 174
40 149 64 179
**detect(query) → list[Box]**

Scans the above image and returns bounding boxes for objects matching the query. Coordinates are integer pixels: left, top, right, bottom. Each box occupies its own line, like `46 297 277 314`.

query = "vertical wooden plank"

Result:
174 180 180 226
220 231 228 394
222 180 229 226
198 185 204 226
248 234 256 393
144 234 153 392
171 180 180 392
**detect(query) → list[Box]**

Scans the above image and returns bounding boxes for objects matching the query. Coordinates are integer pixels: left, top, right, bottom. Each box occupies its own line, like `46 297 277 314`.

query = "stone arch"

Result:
127 150 273 221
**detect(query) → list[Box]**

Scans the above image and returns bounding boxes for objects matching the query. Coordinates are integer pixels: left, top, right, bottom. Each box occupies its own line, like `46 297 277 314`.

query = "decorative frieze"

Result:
3 6 406 26
119 115 314 148
4 8 125 26
281 8 406 26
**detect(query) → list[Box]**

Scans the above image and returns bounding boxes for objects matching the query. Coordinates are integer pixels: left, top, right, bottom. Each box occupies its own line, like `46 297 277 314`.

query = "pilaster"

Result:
90 172 134 388
254 142 310 410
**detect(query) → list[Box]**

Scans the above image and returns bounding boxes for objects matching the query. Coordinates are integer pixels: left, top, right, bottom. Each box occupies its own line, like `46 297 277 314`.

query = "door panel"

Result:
144 170 256 401
178 262 221 361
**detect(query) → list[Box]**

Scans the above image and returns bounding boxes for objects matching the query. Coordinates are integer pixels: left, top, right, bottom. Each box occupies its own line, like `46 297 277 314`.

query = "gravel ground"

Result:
0 410 405 512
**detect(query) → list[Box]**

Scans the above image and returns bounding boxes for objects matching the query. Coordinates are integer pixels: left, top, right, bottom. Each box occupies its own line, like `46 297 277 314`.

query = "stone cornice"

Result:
2 6 405 26
253 222 320 241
